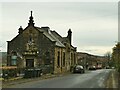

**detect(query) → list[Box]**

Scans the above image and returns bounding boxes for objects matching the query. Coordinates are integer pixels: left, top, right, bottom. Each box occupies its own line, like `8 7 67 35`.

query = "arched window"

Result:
63 52 65 66
11 51 17 66
57 51 60 67
45 51 50 65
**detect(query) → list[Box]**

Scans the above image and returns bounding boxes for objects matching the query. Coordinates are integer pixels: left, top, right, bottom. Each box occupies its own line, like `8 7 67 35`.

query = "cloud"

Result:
0 2 118 56
0 0 119 2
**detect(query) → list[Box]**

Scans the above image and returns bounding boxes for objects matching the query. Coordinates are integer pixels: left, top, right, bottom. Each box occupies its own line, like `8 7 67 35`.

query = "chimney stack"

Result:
18 26 23 34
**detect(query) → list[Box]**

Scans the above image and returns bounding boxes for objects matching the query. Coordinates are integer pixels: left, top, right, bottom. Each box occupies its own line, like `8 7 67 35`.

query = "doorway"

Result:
26 59 34 68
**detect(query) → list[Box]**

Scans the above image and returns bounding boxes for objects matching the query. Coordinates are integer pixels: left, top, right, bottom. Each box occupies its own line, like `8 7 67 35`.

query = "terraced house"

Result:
7 11 77 74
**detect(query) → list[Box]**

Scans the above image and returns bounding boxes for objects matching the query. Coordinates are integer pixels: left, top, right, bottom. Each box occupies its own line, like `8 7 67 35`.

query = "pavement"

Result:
2 72 71 88
105 69 119 88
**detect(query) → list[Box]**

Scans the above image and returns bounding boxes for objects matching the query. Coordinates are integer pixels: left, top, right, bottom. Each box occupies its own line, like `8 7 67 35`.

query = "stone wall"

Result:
54 47 66 74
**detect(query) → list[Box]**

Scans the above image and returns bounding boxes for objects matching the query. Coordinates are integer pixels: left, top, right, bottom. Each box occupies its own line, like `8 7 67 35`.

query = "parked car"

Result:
96 65 102 69
111 67 115 69
73 65 85 73
88 65 96 70
105 66 110 69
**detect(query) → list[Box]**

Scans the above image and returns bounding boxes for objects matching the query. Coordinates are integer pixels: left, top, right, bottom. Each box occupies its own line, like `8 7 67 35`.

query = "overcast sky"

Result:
0 1 118 56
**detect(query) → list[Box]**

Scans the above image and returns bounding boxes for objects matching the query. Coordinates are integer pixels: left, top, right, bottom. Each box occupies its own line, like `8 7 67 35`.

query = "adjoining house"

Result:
7 11 77 74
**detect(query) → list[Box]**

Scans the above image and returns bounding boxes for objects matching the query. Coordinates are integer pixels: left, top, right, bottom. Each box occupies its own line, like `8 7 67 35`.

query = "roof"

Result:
36 27 65 48
51 31 63 42
51 30 77 50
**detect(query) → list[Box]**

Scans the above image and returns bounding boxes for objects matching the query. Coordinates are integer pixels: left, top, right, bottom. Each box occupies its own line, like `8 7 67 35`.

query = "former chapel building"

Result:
7 11 77 74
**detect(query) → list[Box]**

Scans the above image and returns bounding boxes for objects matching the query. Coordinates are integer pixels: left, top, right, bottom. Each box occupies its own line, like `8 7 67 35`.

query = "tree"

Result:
104 51 112 67
112 43 120 72
104 51 111 60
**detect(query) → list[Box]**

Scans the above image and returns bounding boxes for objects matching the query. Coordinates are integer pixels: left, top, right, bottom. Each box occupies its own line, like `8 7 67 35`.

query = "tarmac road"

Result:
6 69 112 88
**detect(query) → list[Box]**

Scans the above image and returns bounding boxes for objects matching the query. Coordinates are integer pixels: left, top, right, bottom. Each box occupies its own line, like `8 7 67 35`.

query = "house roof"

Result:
51 31 63 42
36 27 65 48
51 30 77 50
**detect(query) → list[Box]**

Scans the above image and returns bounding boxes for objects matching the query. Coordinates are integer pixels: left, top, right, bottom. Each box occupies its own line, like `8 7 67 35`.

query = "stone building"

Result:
7 11 77 74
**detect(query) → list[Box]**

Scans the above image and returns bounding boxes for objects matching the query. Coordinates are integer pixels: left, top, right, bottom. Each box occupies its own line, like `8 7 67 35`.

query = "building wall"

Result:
7 26 55 69
54 47 66 74
7 25 77 74
37 30 55 66
7 33 24 67
61 43 77 72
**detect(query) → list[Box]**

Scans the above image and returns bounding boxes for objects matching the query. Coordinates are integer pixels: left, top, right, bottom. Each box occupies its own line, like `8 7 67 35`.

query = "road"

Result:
7 69 112 88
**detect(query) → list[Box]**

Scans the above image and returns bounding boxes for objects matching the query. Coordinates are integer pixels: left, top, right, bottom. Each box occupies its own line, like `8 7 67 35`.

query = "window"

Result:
11 57 17 65
57 51 60 67
29 35 32 42
74 53 76 65
45 51 50 65
11 52 17 66
71 53 73 65
63 52 65 66
61 51 62 67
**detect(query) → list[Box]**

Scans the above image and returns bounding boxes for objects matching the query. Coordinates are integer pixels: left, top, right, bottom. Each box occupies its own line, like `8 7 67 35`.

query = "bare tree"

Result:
104 51 112 67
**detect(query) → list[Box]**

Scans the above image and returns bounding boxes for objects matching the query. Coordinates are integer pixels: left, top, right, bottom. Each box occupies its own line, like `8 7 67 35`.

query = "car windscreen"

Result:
76 66 83 69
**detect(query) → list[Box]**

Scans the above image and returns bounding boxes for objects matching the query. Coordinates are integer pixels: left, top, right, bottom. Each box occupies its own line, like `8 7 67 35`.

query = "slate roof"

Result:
51 30 77 50
51 31 63 42
36 27 65 48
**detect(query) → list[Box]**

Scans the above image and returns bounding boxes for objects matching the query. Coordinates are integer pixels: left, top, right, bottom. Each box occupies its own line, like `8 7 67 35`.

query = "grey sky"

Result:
0 1 118 56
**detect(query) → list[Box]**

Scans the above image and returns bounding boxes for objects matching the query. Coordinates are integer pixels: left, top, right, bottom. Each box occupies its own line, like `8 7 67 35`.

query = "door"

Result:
26 59 34 68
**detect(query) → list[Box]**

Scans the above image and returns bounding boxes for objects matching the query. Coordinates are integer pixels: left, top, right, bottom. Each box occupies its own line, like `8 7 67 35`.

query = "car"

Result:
106 66 110 69
96 65 102 69
111 67 115 69
88 65 96 70
0 73 3 78
73 65 85 73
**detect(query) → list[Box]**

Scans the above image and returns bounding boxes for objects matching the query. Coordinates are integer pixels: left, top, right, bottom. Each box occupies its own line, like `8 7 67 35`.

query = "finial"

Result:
31 11 32 17
28 11 34 26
